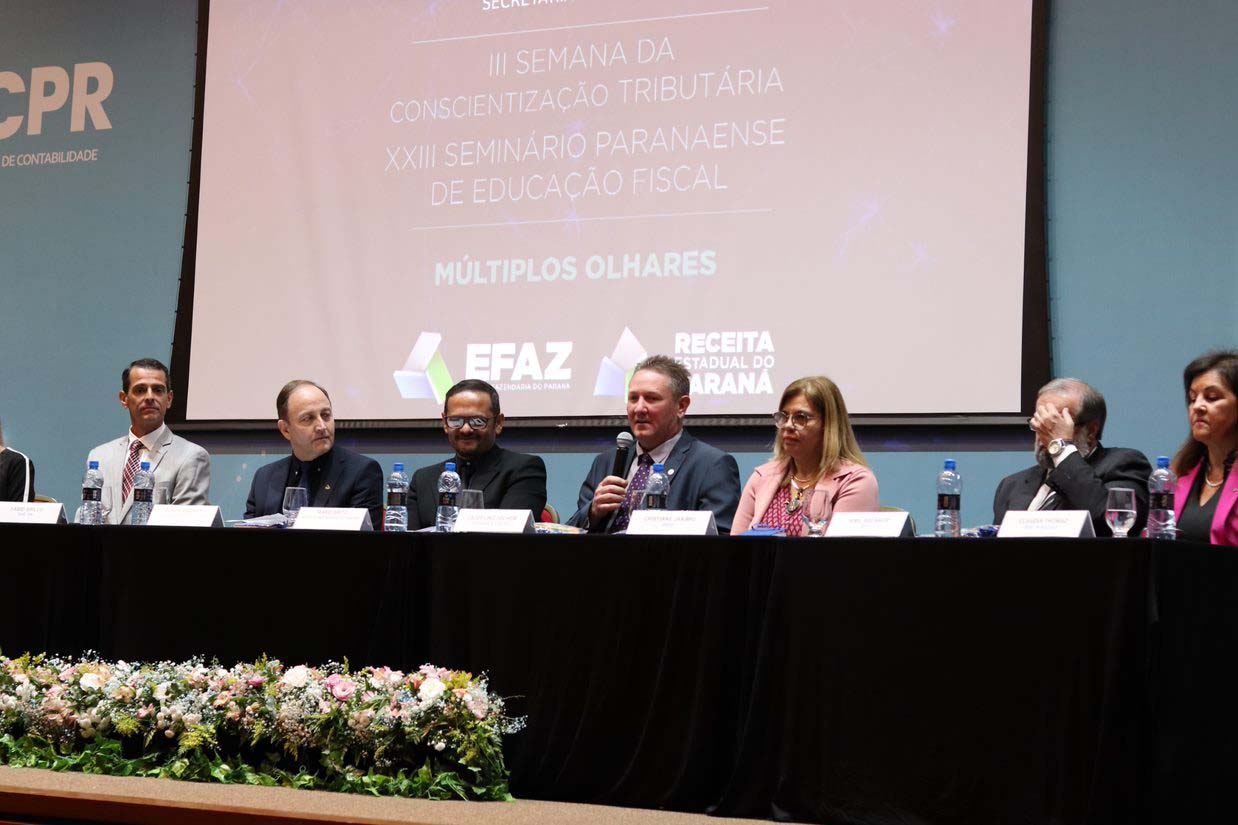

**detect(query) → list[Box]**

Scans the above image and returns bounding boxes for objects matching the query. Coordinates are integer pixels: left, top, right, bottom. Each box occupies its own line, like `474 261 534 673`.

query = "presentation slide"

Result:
187 0 1033 421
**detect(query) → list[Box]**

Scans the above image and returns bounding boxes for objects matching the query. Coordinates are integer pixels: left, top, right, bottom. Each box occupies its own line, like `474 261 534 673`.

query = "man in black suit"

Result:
245 380 383 526
993 378 1152 536
568 355 740 534
407 379 547 529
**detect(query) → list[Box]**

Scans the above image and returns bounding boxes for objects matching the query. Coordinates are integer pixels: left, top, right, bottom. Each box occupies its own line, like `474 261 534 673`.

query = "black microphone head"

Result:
615 431 635 451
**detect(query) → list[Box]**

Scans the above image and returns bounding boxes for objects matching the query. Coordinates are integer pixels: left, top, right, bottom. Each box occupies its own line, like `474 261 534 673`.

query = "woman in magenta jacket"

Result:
1172 350 1238 546
732 375 878 535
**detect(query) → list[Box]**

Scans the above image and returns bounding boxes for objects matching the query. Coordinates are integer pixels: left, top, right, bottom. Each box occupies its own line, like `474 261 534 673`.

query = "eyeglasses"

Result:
773 411 816 430
445 416 490 430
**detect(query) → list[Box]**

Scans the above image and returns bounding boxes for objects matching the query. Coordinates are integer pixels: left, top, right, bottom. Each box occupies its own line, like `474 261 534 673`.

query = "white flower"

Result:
434 740 446 752
154 682 170 701
282 665 310 689
79 673 102 691
418 677 445 703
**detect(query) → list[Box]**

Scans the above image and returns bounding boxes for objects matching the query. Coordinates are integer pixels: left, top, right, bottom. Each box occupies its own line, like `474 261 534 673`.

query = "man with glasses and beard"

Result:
406 379 547 529
992 377 1152 536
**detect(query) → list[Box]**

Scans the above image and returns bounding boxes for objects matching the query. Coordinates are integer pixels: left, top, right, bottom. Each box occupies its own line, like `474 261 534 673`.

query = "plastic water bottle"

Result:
130 460 154 526
435 461 461 532
934 458 961 538
1147 456 1177 539
80 460 104 525
643 463 669 510
384 462 409 533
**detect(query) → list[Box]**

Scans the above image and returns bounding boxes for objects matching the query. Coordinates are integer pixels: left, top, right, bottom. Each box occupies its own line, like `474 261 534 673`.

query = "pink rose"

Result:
247 676 266 688
331 679 356 702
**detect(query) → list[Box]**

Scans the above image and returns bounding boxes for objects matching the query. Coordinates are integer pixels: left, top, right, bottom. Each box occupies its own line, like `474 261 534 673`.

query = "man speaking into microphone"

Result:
567 355 740 534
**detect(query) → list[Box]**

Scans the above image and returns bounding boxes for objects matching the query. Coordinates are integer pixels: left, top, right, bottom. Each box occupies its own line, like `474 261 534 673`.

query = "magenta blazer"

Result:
1174 461 1238 546
733 458 879 534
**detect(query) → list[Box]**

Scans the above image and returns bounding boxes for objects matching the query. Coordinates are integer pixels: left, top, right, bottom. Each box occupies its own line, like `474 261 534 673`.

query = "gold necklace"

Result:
784 473 819 514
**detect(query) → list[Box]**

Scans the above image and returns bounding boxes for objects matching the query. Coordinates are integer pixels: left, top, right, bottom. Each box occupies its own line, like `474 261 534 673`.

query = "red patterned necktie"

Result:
121 439 144 501
610 453 654 533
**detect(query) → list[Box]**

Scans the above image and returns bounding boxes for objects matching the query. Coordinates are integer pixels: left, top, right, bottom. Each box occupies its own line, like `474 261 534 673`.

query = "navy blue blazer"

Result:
567 429 741 534
245 446 384 527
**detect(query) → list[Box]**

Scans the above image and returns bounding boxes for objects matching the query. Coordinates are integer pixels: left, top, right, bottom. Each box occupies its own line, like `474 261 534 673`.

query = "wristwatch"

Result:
1047 438 1068 458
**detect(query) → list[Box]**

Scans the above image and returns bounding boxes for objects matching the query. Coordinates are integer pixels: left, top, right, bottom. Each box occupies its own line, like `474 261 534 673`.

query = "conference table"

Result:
2 524 1235 824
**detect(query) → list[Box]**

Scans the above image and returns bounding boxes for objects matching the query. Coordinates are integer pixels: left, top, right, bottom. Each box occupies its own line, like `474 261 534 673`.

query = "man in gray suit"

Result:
568 355 740 534
86 358 211 524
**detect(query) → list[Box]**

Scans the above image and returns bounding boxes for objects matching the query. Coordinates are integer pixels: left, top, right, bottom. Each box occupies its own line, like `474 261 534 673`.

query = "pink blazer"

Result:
733 458 880 534
1174 461 1238 546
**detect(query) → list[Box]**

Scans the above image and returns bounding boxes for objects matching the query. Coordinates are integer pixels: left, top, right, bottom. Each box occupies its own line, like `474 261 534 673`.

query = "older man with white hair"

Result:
0 416 36 502
992 377 1152 536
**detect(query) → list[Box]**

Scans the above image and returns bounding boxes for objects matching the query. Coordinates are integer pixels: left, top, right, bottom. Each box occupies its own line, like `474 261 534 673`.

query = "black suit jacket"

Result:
407 446 547 530
992 444 1153 537
567 429 741 534
245 446 384 527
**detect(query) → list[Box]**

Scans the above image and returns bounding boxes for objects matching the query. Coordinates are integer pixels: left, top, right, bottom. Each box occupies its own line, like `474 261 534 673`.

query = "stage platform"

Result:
0 767 765 825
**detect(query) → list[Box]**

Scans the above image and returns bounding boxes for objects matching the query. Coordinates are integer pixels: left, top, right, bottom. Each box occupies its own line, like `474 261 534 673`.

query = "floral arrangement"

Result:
0 653 522 800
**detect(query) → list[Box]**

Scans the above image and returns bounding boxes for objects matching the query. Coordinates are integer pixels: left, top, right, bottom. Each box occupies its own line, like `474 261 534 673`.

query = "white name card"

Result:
626 510 718 536
147 505 224 528
998 510 1096 538
0 501 67 525
290 507 373 532
826 511 913 538
452 508 535 534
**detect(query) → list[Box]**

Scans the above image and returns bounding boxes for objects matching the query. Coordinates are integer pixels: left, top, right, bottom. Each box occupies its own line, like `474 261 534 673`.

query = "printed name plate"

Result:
826 511 913 538
997 510 1096 538
289 507 372 532
0 502 67 525
146 505 224 528
452 509 535 534
626 510 718 536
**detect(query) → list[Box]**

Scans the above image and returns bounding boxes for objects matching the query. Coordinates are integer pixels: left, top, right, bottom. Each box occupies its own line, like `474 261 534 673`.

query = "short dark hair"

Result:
1038 377 1107 440
443 379 501 416
122 358 170 392
1172 350 1238 475
633 355 691 399
276 379 330 421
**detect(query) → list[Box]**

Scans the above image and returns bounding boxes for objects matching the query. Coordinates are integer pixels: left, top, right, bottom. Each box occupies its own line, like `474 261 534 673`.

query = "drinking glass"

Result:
152 485 171 506
282 486 309 525
1104 488 1137 538
458 489 484 510
800 489 832 537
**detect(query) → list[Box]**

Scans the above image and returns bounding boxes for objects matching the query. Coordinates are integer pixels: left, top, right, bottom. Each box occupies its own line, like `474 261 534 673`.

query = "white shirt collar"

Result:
127 423 169 455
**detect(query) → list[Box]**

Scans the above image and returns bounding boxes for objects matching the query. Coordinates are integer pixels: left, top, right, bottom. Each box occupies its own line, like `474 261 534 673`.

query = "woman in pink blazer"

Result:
733 376 878 535
1171 350 1238 546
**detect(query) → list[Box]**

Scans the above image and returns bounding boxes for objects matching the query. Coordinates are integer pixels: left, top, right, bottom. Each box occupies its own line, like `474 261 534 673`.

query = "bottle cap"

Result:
140 461 150 471
653 463 665 473
445 462 457 472
944 459 956 471
1157 456 1170 468
394 462 404 472
88 460 99 470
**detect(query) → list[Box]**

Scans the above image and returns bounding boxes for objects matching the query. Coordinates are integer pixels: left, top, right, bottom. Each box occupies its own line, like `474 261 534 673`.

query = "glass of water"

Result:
800 489 832 537
1104 488 1137 538
282 486 308 526
458 489 484 510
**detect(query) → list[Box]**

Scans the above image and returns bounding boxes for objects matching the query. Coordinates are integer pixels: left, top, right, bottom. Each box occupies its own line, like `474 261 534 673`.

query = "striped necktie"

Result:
121 439 144 501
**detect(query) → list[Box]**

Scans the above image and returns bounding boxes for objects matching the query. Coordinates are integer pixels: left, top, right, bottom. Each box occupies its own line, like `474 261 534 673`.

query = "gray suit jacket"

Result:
86 425 211 524
567 429 741 534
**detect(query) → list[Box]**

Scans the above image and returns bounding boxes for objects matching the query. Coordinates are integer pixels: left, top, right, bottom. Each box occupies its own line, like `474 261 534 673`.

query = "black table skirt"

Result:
0 525 1228 824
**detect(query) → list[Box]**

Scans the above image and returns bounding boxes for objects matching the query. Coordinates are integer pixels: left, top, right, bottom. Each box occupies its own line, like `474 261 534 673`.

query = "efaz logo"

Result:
465 342 572 382
0 63 114 140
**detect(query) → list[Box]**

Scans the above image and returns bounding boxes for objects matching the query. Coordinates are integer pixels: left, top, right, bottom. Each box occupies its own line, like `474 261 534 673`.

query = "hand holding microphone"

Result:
589 432 635 525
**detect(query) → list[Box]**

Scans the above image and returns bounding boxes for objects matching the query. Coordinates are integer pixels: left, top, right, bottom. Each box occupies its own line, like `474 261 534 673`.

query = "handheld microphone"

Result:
612 431 635 478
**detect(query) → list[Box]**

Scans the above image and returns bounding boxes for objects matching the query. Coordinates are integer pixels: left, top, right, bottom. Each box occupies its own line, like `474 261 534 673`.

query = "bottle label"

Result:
82 487 101 502
1150 492 1174 511
133 488 153 503
438 492 457 507
937 494 960 511
388 491 407 507
643 492 668 510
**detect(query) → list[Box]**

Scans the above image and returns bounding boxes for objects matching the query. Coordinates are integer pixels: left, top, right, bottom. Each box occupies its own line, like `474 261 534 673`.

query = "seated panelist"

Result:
732 376 878 535
245 380 383 526
567 355 740 534
86 358 210 524
1172 350 1238 545
0 416 35 502
407 379 547 529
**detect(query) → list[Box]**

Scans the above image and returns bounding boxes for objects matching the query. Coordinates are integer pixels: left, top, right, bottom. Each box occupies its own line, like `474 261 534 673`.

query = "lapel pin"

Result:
324 484 332 492
667 468 676 476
